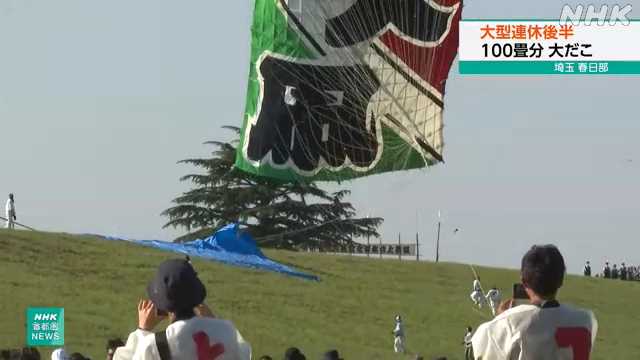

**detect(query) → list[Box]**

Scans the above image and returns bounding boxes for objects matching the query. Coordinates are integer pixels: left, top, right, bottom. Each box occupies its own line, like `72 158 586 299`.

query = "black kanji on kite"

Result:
325 0 455 48
246 55 381 172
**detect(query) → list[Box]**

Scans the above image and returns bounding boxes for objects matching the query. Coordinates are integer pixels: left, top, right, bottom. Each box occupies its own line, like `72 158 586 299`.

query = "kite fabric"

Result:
87 224 318 280
135 224 319 281
236 0 462 182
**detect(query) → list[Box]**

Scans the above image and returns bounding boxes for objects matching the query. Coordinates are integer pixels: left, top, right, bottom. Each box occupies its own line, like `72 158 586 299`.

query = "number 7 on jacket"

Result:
555 327 592 360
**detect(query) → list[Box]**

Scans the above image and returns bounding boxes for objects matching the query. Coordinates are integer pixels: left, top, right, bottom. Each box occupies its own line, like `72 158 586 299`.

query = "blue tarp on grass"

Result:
134 224 318 281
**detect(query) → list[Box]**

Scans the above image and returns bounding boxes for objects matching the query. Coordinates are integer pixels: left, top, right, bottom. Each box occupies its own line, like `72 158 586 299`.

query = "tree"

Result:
162 126 383 249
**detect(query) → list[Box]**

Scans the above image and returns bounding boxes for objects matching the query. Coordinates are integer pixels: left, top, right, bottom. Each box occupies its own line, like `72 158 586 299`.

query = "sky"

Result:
1 0 638 274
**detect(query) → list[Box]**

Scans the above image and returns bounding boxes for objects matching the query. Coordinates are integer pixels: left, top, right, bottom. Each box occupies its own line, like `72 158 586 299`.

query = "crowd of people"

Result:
80 259 361 360
2 340 354 360
583 261 640 280
106 245 595 360
1 349 40 360
3 245 598 360
0 348 93 360
259 348 346 360
2 214 600 360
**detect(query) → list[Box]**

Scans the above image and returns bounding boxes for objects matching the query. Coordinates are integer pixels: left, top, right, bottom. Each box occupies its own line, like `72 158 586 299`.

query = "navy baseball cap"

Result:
147 259 206 312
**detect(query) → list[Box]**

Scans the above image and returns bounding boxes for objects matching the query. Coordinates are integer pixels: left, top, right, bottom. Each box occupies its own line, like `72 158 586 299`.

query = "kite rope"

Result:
0 216 37 231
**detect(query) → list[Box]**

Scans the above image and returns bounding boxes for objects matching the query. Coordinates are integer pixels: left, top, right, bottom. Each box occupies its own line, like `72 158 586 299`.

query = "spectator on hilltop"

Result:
284 347 306 360
106 339 124 360
620 263 628 281
113 259 251 360
471 245 598 359
4 193 16 229
603 262 611 278
583 261 591 277
612 264 619 279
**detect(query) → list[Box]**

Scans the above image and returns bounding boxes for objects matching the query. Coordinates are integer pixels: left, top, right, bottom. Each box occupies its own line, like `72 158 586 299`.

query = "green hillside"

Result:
0 230 638 359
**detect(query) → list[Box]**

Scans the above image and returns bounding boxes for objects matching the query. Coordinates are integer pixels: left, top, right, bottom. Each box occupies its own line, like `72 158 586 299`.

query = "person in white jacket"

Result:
471 245 598 359
462 326 473 360
392 315 405 353
5 193 16 229
484 287 501 316
470 278 484 309
114 259 251 360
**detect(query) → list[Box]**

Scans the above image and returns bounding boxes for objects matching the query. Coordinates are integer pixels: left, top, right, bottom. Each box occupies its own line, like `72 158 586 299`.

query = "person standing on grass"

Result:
5 193 16 229
114 259 251 360
470 278 485 309
583 261 591 277
392 315 405 353
462 326 474 360
620 263 628 281
485 287 501 316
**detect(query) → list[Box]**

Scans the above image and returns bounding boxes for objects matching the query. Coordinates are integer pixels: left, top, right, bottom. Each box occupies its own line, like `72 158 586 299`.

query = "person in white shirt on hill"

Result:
583 261 591 277
392 315 405 353
5 193 16 229
462 326 474 360
484 287 501 316
472 245 598 360
114 259 251 360
470 278 485 309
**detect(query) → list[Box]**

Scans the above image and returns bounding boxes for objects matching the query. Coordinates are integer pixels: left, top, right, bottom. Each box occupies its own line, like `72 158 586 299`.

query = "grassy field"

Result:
0 230 639 359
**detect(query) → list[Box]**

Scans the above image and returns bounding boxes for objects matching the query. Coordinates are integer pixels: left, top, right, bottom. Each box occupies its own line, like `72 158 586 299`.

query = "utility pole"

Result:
366 214 371 258
416 232 420 261
398 233 402 261
435 211 441 263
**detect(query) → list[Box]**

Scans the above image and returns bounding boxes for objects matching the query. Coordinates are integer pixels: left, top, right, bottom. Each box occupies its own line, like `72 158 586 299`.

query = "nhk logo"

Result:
561 4 633 25
34 313 58 321
26 307 64 346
